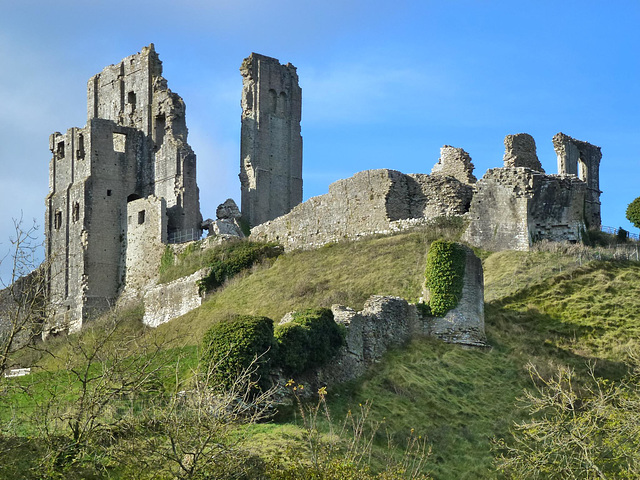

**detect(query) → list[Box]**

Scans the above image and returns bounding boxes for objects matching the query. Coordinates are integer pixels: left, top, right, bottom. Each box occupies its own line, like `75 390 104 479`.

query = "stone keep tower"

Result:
239 53 303 227
46 45 201 332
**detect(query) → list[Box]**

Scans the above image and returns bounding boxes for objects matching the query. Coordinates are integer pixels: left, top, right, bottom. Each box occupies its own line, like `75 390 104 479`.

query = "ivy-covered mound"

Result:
202 309 345 391
424 240 466 316
274 308 345 374
201 314 275 391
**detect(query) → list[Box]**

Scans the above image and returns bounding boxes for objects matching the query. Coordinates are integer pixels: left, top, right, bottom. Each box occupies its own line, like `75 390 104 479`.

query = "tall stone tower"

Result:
239 53 303 227
45 45 201 332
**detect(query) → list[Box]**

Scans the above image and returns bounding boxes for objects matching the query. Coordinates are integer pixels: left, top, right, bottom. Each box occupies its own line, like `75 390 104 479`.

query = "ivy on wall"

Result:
424 240 466 316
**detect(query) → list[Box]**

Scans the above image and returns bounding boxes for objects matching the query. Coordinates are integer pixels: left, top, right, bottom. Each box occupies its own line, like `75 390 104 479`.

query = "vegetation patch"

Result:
274 308 345 374
424 240 466 316
198 241 283 293
201 314 275 391
158 239 283 286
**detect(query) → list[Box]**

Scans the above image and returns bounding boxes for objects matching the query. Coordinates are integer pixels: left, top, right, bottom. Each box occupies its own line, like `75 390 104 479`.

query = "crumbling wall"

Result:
553 132 602 229
431 145 477 184
425 247 486 345
123 196 167 293
462 167 586 251
250 169 472 251
142 269 206 328
308 250 486 385
240 53 302 227
503 133 544 172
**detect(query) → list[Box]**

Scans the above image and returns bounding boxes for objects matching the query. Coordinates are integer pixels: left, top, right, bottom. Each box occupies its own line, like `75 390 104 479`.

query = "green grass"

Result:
156 232 433 343
3 229 640 479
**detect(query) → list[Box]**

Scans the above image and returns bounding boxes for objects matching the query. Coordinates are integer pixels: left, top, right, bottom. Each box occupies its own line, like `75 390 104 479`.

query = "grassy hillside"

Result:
3 230 640 479
166 235 640 479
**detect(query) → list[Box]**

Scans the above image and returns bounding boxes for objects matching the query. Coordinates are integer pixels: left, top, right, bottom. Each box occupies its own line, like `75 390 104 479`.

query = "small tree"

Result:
21 304 173 475
119 358 277 479
626 196 640 230
0 218 48 377
497 362 640 479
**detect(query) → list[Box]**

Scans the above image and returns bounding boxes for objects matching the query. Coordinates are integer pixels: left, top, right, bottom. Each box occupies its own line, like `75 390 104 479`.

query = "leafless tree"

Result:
0 217 47 377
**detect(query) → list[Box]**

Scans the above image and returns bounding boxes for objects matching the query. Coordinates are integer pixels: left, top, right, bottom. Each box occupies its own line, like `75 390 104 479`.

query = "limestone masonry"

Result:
252 169 473 250
553 132 602 229
42 45 605 339
46 45 203 332
240 53 303 227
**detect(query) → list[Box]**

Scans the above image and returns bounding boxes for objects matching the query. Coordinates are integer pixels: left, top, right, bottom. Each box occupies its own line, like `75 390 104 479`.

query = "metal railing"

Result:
167 228 203 244
601 226 639 241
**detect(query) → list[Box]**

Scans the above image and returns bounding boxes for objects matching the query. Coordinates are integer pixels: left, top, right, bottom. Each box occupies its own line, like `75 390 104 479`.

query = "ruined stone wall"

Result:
425 247 486 344
553 132 602 229
251 169 472 251
123 196 167 293
430 145 477 184
462 167 586 251
307 250 486 385
142 269 206 328
46 45 201 332
240 53 302 227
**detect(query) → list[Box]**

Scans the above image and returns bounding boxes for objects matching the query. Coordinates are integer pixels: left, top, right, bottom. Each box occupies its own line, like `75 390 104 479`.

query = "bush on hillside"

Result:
201 314 275 391
198 242 284 293
626 196 640 229
497 362 640 479
617 227 629 242
424 240 466 316
274 308 345 374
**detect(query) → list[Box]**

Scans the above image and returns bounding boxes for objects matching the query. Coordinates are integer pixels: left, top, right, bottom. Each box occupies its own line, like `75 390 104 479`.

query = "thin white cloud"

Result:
302 60 453 125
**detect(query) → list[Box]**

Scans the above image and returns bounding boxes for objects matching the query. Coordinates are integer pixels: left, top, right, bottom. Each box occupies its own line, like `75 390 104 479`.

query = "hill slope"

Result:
3 231 639 479
153 233 640 478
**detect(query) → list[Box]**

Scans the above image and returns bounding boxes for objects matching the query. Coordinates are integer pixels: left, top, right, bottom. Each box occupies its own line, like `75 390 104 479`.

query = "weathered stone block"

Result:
431 145 477 184
503 133 544 172
424 247 486 346
142 269 207 328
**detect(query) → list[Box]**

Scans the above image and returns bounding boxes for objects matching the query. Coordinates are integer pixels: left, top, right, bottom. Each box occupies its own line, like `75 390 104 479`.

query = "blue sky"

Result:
1 0 639 283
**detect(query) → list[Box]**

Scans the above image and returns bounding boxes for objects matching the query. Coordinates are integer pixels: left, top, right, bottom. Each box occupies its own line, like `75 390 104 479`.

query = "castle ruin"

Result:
553 132 602 229
239 53 303 227
42 45 605 334
46 45 202 332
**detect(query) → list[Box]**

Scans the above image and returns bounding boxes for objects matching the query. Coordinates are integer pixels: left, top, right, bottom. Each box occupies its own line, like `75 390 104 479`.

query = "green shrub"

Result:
582 228 616 247
201 314 275 391
274 322 309 373
274 308 345 374
424 240 466 316
198 242 283 293
626 196 640 229
617 227 629 242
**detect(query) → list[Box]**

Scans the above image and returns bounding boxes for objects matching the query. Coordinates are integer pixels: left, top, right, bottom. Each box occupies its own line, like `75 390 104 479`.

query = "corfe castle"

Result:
44 45 602 338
